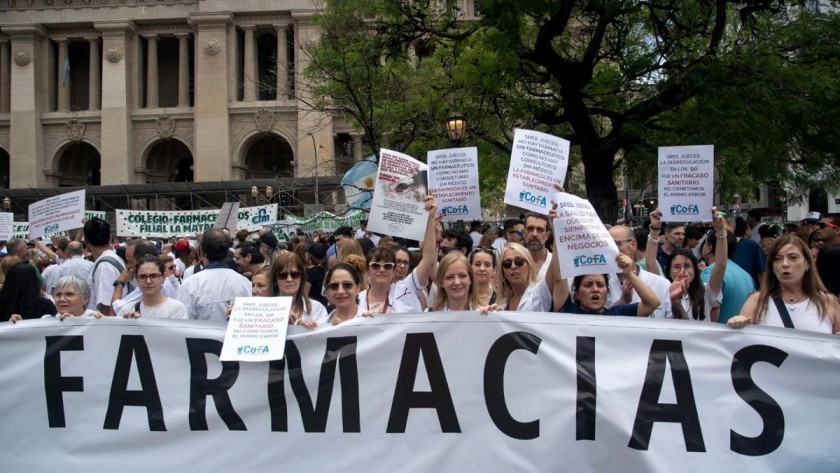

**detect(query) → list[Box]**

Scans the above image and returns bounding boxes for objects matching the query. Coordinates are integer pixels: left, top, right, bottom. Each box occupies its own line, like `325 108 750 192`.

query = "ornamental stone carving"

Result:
155 115 176 138
13 51 31 67
105 48 123 63
202 39 220 56
253 108 276 132
65 119 86 142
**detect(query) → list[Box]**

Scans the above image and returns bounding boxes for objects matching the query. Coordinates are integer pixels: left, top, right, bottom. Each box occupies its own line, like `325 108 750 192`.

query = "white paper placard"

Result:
27 189 86 240
428 147 481 222
658 145 714 222
220 296 291 362
504 128 570 214
552 192 620 278
367 149 429 241
0 212 12 241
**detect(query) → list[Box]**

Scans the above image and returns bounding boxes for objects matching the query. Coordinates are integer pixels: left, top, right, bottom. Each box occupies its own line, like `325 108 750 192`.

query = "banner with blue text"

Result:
0 314 837 472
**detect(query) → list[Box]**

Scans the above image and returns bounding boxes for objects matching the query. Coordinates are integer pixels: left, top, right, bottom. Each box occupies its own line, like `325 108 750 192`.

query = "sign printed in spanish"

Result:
428 147 481 222
658 145 714 222
221 296 291 362
552 192 620 278
281 209 366 234
116 204 278 237
504 129 570 215
0 212 12 241
367 149 429 242
28 189 86 240
12 211 105 239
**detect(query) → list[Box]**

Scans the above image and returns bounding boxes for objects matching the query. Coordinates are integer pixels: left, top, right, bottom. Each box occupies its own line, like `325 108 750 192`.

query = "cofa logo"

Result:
441 205 469 216
670 204 700 215
237 345 269 355
573 254 607 268
44 223 60 233
518 191 547 207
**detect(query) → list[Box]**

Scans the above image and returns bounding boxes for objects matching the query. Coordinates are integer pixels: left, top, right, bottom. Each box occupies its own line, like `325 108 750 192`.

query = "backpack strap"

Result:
771 297 795 329
91 256 126 285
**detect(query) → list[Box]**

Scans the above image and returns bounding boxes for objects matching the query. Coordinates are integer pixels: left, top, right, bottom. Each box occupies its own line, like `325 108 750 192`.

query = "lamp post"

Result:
2 197 10 211
445 111 467 146
308 133 319 211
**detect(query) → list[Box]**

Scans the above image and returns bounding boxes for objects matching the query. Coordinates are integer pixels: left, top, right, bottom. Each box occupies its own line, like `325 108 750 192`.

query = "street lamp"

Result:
308 133 320 211
2 197 10 210
445 111 467 146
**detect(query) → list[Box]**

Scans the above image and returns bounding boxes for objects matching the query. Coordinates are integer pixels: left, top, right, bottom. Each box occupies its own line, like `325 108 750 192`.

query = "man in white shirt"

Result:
175 229 251 322
59 241 94 281
523 213 552 281
469 220 483 249
84 218 124 316
608 225 672 319
747 209 765 243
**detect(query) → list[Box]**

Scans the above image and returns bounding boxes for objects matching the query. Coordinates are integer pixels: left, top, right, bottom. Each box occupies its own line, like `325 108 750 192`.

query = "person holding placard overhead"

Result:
358 194 438 315
728 234 840 334
649 207 728 322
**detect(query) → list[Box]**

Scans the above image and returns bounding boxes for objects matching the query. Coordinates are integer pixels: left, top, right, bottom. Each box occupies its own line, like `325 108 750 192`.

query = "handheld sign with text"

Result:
213 202 240 230
367 148 430 242
658 145 714 222
505 129 570 215
220 296 291 362
28 189 86 240
552 192 620 278
0 212 12 241
12 211 105 239
428 147 481 222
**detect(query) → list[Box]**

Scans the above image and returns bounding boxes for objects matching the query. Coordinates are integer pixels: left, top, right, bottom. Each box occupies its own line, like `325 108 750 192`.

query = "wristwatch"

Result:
113 280 127 288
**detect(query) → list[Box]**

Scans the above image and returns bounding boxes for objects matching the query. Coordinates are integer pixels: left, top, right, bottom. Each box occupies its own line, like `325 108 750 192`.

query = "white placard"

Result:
0 212 12 241
11 211 105 240
504 128 570 214
27 189 86 240
367 149 429 241
552 192 620 278
220 296 291 362
658 145 714 222
428 147 482 222
116 204 278 237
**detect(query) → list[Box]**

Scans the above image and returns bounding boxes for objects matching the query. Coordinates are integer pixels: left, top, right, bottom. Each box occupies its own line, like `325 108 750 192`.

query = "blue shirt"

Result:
560 296 639 317
700 260 756 324
731 238 766 288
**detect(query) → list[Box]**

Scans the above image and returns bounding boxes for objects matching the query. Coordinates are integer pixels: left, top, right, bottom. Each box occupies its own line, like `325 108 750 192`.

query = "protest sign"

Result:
12 210 105 239
658 145 714 222
1 315 839 472
0 212 12 241
116 204 277 237
552 192 620 278
221 297 291 362
505 129 570 214
28 189 86 239
367 149 429 241
214 202 240 230
428 147 481 222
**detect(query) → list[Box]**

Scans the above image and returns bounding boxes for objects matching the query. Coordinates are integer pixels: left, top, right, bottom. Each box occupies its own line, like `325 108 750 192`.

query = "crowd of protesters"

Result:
0 196 838 335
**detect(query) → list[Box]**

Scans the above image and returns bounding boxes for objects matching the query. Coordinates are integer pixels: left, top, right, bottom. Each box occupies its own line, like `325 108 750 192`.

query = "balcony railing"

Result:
0 0 196 10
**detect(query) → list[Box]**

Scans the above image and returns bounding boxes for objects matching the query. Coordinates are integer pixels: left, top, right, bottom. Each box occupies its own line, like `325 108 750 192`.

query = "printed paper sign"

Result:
214 202 240 230
552 192 620 278
504 129 570 214
116 204 277 237
220 296 291 362
367 149 429 241
658 145 714 222
12 211 105 239
428 147 482 222
28 189 86 239
0 213 12 241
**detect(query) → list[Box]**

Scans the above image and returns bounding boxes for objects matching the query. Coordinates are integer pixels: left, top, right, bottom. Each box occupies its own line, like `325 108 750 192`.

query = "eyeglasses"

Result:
438 247 461 255
501 257 526 269
137 273 162 282
817 222 839 230
326 281 355 291
506 230 524 236
613 239 633 246
471 246 495 255
369 262 395 270
276 271 302 280
395 259 410 267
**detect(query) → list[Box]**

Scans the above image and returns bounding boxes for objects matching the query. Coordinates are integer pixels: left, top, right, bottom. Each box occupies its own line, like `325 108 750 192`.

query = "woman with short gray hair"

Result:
10 275 104 322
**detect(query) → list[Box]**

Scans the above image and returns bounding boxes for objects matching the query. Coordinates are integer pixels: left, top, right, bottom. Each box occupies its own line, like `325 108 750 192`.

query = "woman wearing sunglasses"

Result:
495 242 552 311
470 246 497 306
323 262 364 325
119 255 187 319
358 195 438 315
269 251 328 329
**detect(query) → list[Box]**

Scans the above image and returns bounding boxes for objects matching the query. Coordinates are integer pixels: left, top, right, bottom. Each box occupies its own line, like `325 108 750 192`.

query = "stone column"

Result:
0 39 9 113
294 18 333 183
351 133 363 162
242 25 256 102
144 34 158 108
274 25 287 100
87 37 100 111
176 32 190 107
56 38 70 112
95 20 136 185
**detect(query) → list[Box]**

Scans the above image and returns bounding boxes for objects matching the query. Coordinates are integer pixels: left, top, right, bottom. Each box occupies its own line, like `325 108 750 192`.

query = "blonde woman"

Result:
429 252 481 311
495 242 550 311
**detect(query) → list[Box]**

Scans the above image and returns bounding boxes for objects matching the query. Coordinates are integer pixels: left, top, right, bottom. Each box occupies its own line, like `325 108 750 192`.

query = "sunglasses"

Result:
501 257 526 269
817 222 839 230
471 246 495 255
507 230 524 236
369 262 395 270
276 271 302 280
326 281 355 291
438 246 462 255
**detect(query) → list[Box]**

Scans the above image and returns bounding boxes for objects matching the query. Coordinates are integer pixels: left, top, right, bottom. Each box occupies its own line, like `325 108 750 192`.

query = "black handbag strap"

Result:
771 297 795 329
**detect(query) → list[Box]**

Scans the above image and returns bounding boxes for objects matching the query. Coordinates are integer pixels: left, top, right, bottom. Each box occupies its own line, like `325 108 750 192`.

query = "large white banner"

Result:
505 129 570 215
428 147 481 222
0 314 838 472
28 189 86 239
116 204 278 237
658 145 714 222
368 149 429 241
